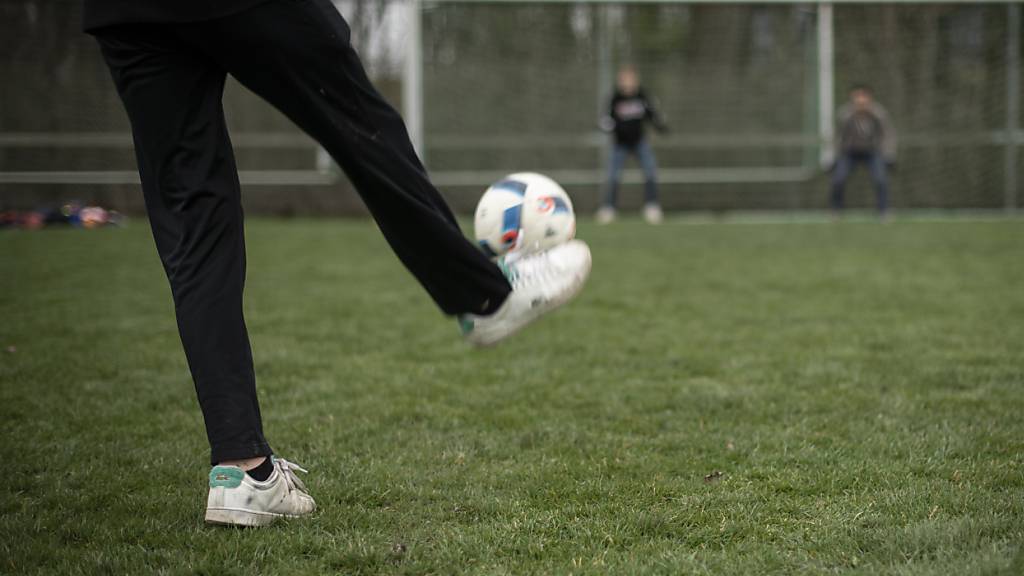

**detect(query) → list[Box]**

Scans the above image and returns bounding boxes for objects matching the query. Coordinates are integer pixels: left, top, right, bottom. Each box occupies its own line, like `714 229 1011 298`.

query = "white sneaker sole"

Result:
205 507 296 527
470 242 592 347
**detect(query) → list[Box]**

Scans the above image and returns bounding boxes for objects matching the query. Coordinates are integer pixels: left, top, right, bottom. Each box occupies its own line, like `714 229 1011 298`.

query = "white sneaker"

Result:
204 457 316 527
460 240 592 347
596 206 616 225
643 203 664 225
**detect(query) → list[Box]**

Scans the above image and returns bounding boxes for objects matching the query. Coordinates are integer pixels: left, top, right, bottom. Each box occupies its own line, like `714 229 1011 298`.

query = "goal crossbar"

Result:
422 1 1018 5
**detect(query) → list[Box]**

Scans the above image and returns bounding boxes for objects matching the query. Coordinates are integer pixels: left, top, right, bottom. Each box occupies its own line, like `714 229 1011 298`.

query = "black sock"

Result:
247 457 274 482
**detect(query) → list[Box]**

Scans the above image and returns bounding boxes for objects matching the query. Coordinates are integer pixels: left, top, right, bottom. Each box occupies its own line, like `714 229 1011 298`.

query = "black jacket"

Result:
605 88 667 148
83 0 268 32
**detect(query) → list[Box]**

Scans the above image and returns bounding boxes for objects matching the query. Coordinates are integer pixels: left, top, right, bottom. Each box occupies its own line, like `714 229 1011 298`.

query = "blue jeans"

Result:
831 151 889 213
603 140 659 208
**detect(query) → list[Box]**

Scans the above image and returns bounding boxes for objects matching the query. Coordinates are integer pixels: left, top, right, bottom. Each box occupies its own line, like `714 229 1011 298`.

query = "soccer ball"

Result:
473 172 576 258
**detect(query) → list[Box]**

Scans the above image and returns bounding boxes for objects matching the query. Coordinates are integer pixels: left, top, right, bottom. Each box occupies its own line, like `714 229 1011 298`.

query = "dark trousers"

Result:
602 139 659 208
830 151 889 213
95 0 511 465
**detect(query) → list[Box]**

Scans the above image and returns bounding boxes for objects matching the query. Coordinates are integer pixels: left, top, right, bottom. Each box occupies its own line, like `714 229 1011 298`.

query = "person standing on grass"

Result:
83 0 591 527
597 65 669 225
830 84 897 218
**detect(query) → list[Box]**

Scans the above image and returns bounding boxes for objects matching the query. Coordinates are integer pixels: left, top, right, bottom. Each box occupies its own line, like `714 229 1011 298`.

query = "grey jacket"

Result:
835 101 897 162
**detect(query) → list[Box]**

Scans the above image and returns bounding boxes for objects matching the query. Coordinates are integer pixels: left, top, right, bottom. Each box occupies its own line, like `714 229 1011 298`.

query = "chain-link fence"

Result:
1 1 1021 214
420 1 1022 212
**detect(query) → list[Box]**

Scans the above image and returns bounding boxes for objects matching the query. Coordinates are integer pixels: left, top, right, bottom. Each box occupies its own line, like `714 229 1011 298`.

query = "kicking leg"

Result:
186 1 510 316
182 0 590 347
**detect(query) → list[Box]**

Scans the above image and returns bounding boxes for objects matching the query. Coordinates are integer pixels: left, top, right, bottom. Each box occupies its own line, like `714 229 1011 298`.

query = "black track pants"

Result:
95 0 511 465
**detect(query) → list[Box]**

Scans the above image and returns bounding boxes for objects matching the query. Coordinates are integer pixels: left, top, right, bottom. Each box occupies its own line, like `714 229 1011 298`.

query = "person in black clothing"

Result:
597 65 668 225
84 0 591 526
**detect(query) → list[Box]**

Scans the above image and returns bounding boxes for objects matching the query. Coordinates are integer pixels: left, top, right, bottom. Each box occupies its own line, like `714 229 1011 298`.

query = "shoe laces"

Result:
501 250 561 292
273 457 309 494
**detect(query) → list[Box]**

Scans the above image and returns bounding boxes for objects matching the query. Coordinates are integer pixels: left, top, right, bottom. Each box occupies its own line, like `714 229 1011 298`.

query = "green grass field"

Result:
2 216 1023 575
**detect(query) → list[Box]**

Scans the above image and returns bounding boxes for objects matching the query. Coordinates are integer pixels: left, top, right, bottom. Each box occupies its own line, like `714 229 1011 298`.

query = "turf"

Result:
1 215 1022 575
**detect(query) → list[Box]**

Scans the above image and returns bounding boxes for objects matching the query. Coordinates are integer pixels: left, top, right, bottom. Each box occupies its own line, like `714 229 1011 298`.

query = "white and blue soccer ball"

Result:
473 172 576 258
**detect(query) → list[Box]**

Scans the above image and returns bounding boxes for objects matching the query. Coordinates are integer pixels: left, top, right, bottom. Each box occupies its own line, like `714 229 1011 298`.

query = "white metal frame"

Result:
402 0 838 187
1006 2 1020 211
817 2 834 169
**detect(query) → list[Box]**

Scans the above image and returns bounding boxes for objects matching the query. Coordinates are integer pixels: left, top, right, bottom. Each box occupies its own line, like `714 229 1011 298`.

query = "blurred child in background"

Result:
830 84 897 218
597 65 669 225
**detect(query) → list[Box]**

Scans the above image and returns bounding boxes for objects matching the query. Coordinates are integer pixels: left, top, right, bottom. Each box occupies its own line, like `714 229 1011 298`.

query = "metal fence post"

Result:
802 6 818 173
403 0 425 163
817 2 834 170
1006 2 1020 212
596 3 613 207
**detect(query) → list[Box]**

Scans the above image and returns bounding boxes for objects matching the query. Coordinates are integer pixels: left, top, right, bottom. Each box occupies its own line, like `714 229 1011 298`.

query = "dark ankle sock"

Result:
246 457 274 482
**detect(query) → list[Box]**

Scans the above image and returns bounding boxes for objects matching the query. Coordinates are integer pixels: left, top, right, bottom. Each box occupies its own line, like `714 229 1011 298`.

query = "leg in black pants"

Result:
96 0 511 466
192 0 512 315
98 27 270 464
